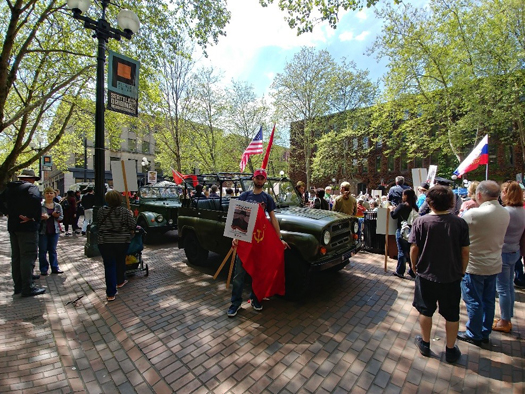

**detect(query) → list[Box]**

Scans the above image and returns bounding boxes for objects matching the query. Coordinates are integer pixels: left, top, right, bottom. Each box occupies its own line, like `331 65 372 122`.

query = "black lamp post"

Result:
67 0 140 207
67 0 139 256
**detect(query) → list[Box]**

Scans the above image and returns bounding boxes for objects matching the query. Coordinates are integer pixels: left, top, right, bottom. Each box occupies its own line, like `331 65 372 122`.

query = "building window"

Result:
362 159 368 173
401 158 408 171
128 138 137 152
376 156 381 172
388 156 394 172
415 156 423 168
142 141 150 154
363 136 369 149
508 146 514 166
74 153 84 168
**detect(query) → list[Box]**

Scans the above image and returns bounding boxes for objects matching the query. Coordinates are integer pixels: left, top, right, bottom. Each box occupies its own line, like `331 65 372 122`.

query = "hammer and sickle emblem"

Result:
254 227 265 243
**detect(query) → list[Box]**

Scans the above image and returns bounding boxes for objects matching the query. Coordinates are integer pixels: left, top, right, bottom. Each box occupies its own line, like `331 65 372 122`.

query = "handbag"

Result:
401 209 418 241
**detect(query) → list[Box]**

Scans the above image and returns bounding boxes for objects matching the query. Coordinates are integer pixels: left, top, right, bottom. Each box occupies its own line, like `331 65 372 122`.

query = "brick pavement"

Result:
1 215 524 393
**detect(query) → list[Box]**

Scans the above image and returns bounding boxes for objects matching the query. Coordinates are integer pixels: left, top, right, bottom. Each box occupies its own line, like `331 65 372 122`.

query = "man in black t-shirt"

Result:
408 186 469 363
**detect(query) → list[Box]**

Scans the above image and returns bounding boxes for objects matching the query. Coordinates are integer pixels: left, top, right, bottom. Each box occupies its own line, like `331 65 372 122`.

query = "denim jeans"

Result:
395 228 414 276
497 251 520 321
98 243 128 297
515 257 525 286
461 273 497 341
10 231 38 294
39 233 60 274
230 256 260 308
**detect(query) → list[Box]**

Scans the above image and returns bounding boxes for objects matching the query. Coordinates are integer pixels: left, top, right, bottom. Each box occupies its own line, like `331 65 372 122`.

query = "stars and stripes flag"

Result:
240 126 263 172
453 135 489 178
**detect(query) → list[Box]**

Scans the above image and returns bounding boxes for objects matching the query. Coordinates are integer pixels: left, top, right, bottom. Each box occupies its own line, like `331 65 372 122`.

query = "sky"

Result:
199 0 391 98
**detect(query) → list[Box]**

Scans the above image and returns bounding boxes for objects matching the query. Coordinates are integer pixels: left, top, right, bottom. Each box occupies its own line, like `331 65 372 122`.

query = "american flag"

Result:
240 127 263 172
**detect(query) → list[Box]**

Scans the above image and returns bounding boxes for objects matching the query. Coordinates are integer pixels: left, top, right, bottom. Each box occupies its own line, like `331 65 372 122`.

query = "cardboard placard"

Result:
223 200 259 242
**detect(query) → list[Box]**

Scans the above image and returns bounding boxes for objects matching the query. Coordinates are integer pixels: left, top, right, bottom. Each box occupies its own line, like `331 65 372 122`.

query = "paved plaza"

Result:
1 216 524 393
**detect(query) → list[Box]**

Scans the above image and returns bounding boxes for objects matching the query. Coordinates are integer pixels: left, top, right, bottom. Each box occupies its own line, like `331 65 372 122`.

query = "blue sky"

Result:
200 0 391 97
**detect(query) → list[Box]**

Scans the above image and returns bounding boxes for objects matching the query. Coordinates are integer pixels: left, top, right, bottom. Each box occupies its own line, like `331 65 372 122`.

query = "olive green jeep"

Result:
177 174 362 297
130 185 181 242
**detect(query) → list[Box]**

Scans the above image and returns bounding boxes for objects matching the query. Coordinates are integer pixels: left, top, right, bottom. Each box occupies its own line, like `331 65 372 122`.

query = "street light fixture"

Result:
67 0 139 257
67 0 140 208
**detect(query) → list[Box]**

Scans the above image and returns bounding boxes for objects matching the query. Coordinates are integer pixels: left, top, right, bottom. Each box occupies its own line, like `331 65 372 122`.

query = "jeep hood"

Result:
275 207 353 228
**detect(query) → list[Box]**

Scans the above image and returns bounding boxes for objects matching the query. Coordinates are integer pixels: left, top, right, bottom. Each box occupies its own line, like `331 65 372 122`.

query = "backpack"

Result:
401 209 418 241
60 198 70 210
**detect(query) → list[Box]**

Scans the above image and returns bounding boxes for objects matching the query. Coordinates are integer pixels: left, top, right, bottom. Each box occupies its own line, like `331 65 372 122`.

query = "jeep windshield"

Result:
242 178 301 208
139 186 181 199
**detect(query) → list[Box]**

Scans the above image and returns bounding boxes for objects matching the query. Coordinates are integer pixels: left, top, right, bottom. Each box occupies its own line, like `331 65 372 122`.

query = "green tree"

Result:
225 79 269 173
272 47 377 187
0 0 231 189
259 0 398 34
370 0 525 165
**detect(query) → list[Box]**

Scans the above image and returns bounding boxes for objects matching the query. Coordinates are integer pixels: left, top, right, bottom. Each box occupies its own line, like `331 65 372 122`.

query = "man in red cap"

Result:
228 169 289 317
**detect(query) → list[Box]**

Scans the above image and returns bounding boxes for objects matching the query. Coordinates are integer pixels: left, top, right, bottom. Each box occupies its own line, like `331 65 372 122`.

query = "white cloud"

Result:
355 31 370 41
339 31 354 42
356 9 368 20
198 0 334 89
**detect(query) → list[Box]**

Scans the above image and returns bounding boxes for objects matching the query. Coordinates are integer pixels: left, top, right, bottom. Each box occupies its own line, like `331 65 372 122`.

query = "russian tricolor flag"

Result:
453 135 489 178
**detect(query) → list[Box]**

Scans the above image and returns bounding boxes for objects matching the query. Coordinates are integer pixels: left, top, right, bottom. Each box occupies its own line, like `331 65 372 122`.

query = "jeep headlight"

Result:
156 215 164 223
323 230 331 245
168 219 174 225
353 221 359 234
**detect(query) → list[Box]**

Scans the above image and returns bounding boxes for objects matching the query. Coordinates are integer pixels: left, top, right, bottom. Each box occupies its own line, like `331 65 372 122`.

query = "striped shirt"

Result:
97 206 136 244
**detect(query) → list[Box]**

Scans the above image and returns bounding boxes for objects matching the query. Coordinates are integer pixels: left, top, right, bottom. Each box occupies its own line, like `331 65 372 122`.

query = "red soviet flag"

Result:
236 205 285 301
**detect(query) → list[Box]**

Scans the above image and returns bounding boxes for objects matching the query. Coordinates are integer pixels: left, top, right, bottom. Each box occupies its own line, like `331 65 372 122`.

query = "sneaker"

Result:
107 295 116 302
65 232 72 237
81 232 86 236
250 299 263 311
75 230 81 235
414 335 431 357
227 304 241 317
445 345 461 363
457 331 481 346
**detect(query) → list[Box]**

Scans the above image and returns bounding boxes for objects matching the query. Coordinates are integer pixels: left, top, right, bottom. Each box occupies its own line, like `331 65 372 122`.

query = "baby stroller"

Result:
125 226 149 276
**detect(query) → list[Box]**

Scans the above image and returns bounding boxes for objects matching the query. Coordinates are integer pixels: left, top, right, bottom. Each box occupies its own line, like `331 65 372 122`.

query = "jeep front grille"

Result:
329 220 352 248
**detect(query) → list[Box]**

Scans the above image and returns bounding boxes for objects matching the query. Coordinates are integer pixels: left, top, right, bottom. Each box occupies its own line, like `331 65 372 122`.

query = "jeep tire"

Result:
184 231 209 266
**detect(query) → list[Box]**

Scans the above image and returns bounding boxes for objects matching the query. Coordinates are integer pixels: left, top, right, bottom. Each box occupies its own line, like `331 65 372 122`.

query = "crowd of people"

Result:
0 170 134 301
294 174 525 363
2 169 524 364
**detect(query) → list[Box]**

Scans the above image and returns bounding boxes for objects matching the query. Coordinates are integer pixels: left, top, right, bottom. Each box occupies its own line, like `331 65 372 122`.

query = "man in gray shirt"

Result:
457 180 510 346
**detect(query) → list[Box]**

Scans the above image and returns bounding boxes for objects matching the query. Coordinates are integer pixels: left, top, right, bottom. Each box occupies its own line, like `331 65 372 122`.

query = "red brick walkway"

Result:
1 216 524 393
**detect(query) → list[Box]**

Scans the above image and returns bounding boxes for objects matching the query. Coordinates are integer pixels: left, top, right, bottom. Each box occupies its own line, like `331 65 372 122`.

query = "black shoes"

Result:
393 272 405 279
408 270 416 278
457 331 482 346
32 274 40 280
415 335 431 357
445 345 461 363
41 272 48 276
52 269 64 274
21 287 46 297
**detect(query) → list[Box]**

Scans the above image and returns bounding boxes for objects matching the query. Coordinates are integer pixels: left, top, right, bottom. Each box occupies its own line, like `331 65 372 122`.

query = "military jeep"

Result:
130 185 182 242
177 174 362 298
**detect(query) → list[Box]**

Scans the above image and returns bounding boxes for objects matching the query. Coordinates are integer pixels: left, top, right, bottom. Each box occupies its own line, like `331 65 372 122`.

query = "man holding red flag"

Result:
228 168 289 317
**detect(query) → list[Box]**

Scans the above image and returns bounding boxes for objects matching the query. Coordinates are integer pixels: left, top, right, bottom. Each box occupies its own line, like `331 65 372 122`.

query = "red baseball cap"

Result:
253 169 267 179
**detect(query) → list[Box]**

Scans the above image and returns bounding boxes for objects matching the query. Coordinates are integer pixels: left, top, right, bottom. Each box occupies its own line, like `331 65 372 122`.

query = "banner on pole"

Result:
107 50 140 117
